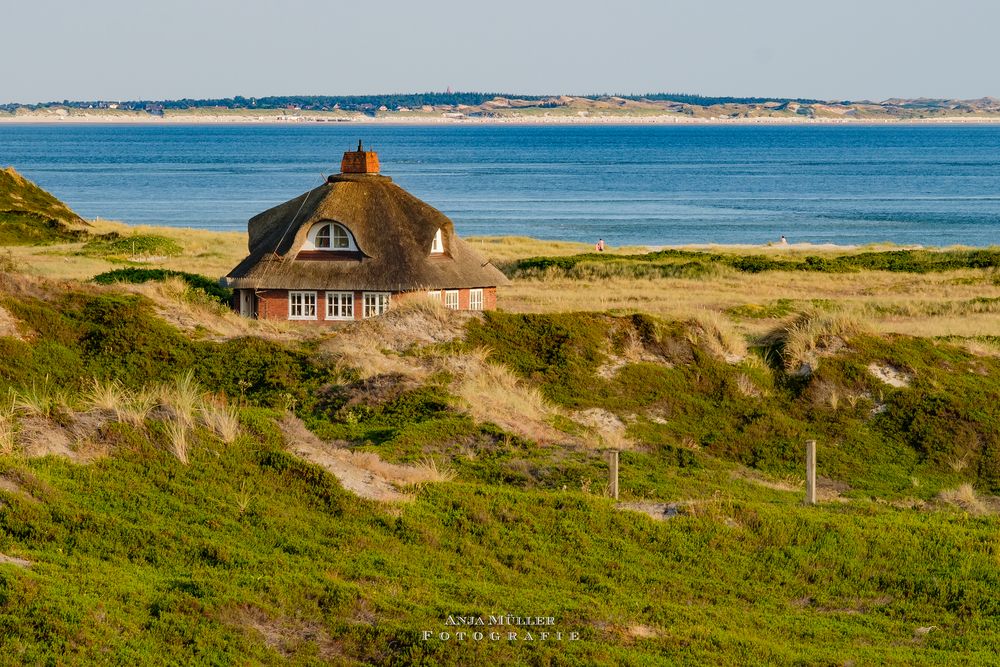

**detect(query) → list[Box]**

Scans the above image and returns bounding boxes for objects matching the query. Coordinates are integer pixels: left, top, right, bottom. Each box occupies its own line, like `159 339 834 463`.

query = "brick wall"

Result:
339 150 380 174
237 286 498 323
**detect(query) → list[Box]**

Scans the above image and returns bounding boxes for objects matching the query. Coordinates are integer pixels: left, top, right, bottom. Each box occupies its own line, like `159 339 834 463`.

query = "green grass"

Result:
0 292 326 406
2 285 1000 662
0 167 86 229
81 234 183 259
4 437 1000 664
0 211 88 245
0 167 90 245
91 268 232 304
466 311 1000 498
505 248 1000 279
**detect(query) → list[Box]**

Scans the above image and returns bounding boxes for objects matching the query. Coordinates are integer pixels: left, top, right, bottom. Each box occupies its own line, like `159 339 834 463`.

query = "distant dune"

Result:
4 94 1000 124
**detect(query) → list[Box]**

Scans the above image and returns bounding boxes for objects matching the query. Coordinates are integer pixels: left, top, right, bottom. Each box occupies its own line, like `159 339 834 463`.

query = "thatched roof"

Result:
226 172 508 291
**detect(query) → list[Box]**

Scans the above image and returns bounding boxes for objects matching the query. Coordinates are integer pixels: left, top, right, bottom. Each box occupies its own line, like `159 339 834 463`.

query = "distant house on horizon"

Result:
225 142 507 322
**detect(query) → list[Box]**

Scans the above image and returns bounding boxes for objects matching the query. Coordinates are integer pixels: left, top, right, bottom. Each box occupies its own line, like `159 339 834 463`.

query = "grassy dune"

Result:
9 226 1000 341
3 222 1000 663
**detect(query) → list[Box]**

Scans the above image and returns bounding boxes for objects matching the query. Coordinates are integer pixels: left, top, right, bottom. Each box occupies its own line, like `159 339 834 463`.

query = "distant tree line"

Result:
0 92 827 113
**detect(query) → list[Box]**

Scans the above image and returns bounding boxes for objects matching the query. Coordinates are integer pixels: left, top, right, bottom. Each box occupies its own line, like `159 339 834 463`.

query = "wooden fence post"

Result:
805 440 817 505
609 450 619 500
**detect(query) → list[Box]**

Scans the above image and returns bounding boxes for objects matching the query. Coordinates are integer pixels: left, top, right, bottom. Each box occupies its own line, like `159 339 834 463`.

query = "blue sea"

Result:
1 124 999 246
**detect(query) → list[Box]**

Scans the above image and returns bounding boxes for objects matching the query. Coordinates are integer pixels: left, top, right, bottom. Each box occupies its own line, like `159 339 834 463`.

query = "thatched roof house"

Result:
226 143 507 322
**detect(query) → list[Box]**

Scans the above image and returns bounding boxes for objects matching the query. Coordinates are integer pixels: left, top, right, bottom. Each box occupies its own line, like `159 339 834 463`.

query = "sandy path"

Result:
279 416 447 502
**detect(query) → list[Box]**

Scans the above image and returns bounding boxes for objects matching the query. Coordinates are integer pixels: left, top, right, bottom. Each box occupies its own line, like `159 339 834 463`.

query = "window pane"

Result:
315 225 331 248
333 225 349 248
327 292 354 319
290 292 317 319
363 293 389 317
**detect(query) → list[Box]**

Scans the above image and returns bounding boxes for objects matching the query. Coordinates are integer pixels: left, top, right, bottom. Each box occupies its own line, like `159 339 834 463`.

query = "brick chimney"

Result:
340 140 380 174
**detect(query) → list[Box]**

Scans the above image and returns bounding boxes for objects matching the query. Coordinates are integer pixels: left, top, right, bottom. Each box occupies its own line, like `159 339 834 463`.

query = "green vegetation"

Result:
81 234 183 259
0 167 90 245
0 292 322 405
0 211 88 245
505 248 1000 279
466 311 1000 497
2 284 1000 663
92 268 231 303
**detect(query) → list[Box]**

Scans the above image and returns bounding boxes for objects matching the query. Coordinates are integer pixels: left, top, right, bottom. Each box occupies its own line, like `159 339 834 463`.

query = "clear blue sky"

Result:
4 0 997 103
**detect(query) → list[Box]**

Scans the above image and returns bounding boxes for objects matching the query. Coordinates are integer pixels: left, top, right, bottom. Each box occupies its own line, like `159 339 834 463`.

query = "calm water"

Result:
1 124 999 246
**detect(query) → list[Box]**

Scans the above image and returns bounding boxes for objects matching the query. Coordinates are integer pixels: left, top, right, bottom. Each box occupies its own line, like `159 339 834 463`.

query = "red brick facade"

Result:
235 287 497 323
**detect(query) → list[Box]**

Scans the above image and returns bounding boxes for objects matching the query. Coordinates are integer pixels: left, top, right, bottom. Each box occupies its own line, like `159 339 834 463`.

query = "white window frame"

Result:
427 290 441 302
288 291 317 320
305 221 358 251
431 228 444 254
444 290 459 310
363 292 391 318
325 291 354 320
469 288 484 311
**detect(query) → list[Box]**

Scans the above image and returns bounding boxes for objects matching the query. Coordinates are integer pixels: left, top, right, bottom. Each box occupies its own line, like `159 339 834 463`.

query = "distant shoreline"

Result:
4 113 1000 126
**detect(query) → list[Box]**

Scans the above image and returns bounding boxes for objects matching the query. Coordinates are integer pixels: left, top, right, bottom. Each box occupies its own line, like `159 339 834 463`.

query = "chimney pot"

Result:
340 141 380 174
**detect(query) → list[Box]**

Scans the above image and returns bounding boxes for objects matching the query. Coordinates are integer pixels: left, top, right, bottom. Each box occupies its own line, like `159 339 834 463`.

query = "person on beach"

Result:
596 238 606 252
780 235 788 245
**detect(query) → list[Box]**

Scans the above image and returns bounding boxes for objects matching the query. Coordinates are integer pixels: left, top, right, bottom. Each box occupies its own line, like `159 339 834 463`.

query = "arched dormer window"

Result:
430 228 444 254
306 221 357 251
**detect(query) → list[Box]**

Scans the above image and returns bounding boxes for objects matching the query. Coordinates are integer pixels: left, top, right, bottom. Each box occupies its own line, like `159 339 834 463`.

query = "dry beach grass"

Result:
9 224 1000 342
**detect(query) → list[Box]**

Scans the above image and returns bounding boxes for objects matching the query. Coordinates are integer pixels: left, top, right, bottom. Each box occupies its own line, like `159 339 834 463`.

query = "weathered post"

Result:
805 440 817 505
609 450 619 500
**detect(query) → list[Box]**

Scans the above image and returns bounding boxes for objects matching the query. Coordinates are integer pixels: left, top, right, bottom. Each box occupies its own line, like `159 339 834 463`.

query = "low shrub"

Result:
505 248 1000 280
92 268 231 303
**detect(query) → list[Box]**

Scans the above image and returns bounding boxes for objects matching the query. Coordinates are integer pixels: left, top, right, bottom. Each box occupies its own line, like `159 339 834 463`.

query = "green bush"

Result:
0 292 330 410
92 268 231 304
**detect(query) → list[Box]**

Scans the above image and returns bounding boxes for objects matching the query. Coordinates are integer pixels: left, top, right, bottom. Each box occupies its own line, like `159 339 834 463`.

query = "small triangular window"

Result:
431 228 444 254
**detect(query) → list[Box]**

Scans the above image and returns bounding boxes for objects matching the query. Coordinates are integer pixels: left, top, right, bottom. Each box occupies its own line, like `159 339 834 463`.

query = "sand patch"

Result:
617 501 681 521
15 414 109 462
0 553 32 569
732 468 850 501
575 408 634 450
18 416 78 459
868 363 913 388
626 624 662 639
0 476 25 496
279 415 452 502
220 604 342 660
731 467 800 492
0 305 23 340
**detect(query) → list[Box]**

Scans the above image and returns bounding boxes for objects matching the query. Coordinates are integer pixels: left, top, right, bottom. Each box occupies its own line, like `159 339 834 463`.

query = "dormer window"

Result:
307 221 357 251
431 228 444 254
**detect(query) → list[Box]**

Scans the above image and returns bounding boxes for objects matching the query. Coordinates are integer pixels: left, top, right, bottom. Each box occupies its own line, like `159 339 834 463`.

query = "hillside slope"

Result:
1 271 1000 664
0 167 90 244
